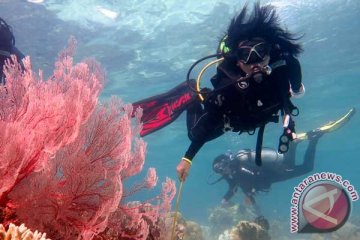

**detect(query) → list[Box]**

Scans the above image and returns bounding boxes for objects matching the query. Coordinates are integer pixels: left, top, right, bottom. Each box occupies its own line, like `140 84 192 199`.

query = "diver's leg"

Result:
290 132 322 178
283 141 300 168
294 108 355 173
301 132 322 171
267 141 302 183
247 191 270 230
275 109 356 181
245 194 262 216
132 80 198 136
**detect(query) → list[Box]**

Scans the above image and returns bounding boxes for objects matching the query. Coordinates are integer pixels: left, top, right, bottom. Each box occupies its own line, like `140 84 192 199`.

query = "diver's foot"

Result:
317 108 355 133
297 108 355 141
306 129 325 140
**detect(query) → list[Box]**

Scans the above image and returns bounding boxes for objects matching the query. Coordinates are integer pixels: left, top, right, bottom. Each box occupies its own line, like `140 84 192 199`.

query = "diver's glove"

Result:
290 83 305 98
278 115 296 153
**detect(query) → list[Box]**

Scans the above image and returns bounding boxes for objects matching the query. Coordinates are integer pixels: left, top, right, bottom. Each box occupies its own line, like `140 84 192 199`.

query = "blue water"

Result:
1 0 359 238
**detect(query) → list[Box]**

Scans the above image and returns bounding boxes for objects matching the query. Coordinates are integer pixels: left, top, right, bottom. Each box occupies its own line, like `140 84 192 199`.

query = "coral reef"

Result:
208 204 256 237
208 205 239 237
163 212 205 240
208 204 270 240
184 221 204 240
218 221 270 240
0 223 50 240
163 212 187 240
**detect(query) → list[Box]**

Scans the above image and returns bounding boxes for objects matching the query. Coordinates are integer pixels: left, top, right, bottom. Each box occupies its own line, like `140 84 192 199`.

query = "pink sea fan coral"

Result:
9 99 147 239
0 38 104 204
103 177 176 240
0 38 176 240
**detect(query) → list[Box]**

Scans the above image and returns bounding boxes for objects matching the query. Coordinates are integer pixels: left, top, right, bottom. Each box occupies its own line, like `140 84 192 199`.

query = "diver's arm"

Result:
177 119 223 182
223 180 238 203
245 193 263 216
177 100 223 181
287 56 304 97
184 140 206 161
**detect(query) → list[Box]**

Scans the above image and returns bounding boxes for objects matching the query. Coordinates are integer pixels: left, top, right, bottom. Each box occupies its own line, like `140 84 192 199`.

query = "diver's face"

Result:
236 39 271 75
214 161 231 176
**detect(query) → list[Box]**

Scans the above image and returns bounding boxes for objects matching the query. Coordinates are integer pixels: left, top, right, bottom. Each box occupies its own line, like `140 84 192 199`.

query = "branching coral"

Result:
0 223 50 240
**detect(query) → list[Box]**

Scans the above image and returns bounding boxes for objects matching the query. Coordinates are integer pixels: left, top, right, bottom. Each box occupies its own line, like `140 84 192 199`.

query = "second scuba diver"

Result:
210 108 355 219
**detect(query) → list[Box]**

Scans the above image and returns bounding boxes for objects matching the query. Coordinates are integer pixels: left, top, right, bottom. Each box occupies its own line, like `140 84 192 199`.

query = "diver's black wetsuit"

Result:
184 51 302 161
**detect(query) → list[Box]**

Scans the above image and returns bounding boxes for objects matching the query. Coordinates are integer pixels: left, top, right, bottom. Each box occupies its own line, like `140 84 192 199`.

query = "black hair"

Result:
226 2 303 57
0 17 15 50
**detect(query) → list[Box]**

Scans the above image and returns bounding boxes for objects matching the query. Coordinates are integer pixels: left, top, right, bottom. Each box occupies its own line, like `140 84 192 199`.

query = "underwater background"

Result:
1 0 359 239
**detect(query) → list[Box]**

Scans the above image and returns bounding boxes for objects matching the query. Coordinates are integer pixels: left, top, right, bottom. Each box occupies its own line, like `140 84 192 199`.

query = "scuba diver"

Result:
210 108 355 217
0 17 25 84
132 3 305 181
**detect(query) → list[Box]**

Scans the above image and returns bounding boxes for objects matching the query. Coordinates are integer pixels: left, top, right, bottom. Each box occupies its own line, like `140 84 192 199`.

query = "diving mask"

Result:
213 155 231 174
236 41 271 64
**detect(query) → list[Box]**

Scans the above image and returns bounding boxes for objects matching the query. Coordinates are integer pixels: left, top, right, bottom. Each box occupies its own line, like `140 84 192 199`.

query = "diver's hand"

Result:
176 158 192 182
290 83 305 98
283 115 297 140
